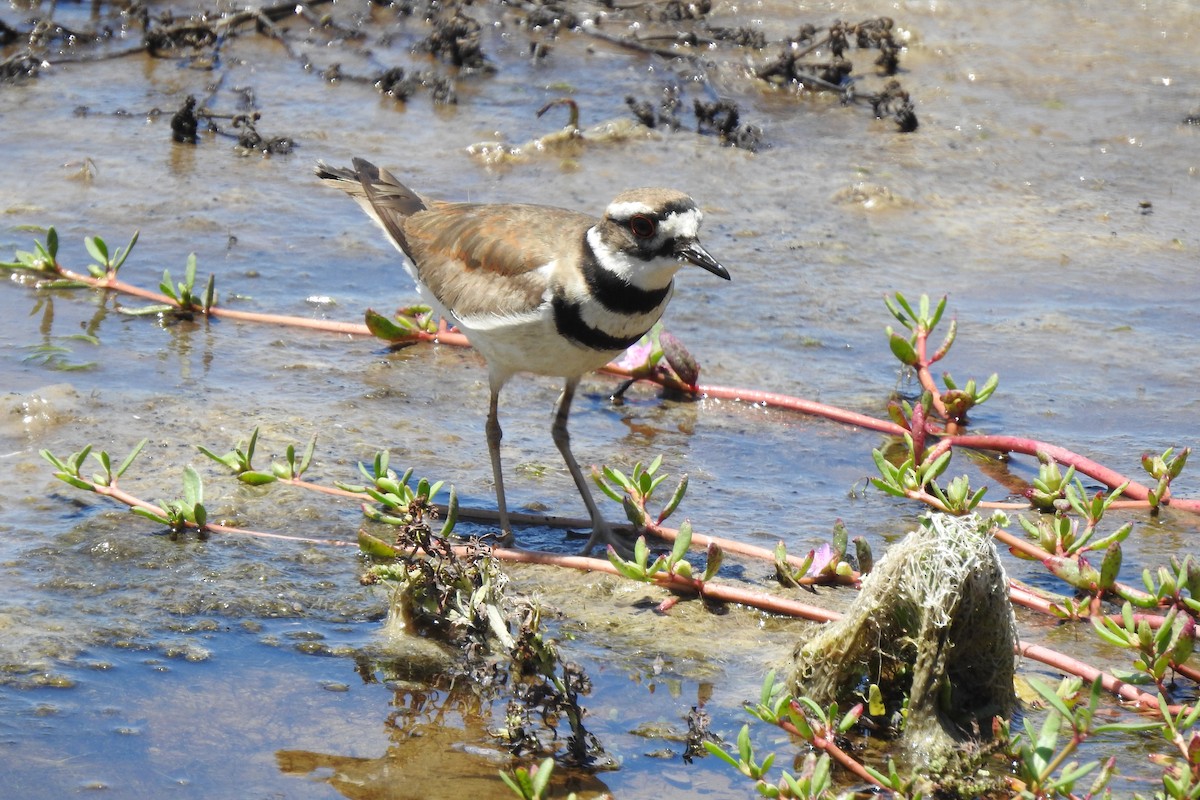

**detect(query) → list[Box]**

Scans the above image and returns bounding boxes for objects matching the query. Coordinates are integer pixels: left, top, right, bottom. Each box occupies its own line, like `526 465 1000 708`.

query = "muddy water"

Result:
2 0 1199 796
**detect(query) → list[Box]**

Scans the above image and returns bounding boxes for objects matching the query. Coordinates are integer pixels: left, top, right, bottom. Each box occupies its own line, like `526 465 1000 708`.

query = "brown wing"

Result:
401 202 594 319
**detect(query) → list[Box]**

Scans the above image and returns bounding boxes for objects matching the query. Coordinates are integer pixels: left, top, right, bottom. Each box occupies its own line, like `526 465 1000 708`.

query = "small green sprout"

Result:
499 757 562 800
365 304 437 342
606 520 718 583
1142 446 1190 510
41 439 148 490
84 230 139 279
130 465 208 534
593 454 688 526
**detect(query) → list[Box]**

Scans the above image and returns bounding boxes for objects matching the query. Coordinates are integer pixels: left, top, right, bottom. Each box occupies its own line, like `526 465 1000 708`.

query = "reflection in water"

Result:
277 674 612 800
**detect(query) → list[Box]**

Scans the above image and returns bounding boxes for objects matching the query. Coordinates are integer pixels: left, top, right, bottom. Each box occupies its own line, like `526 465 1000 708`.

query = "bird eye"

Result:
628 214 657 239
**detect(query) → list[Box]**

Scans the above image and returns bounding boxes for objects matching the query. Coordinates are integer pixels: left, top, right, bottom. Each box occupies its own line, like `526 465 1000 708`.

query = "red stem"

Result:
1017 641 1181 713
777 718 883 786
914 326 950 419
56 264 1197 514
481 546 842 622
482 546 1192 716
77 476 1200 718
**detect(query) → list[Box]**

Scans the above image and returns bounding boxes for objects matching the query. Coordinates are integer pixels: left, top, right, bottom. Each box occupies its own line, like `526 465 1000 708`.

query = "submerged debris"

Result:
416 10 491 71
694 99 763 152
626 87 761 151
171 94 200 143
625 86 683 131
373 65 457 104
753 16 918 133
2 1 922 172
0 50 40 82
231 113 295 155
362 501 609 767
870 78 919 132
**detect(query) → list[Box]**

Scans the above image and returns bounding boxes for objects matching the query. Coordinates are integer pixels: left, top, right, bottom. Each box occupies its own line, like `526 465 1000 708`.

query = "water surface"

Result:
2 0 1199 796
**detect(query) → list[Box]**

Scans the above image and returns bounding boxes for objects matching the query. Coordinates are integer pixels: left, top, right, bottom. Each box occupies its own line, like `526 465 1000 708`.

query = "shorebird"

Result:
317 158 729 553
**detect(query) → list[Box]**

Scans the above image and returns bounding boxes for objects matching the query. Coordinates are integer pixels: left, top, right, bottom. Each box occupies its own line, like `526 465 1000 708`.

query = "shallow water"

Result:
2 0 1199 796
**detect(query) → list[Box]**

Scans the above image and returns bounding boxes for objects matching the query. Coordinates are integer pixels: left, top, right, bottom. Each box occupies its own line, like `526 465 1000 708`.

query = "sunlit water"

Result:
2 0 1199 796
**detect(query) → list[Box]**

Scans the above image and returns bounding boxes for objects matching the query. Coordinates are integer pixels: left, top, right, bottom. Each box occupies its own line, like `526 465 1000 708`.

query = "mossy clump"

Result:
790 513 1017 779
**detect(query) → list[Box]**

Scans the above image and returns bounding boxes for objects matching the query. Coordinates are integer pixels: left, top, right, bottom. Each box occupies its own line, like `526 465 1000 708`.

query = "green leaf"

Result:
605 465 633 493
670 520 692 564
39 449 69 472
1090 616 1133 648
118 303 176 317
607 547 647 581
869 477 908 498
886 328 919 366
921 449 952 483
871 449 899 483
1027 677 1073 722
592 467 624 503
54 473 97 492
837 703 864 733
863 765 892 788
238 471 278 486
1056 760 1099 785
633 535 649 568
297 435 316 476
759 669 779 707
888 292 917 326
646 453 663 476
355 532 398 563
1088 521 1133 551
703 740 741 770
365 309 417 341
703 542 724 582
657 474 688 522
95 449 112 478
184 253 197 293
182 466 203 507
110 230 139 273
84 236 109 265
115 438 148 479
529 757 554 799
497 771 526 799
131 506 172 526
1032 711 1062 774
159 269 177 301
197 445 239 470
1098 542 1122 589
440 486 458 537
736 723 753 764
928 295 947 329
931 317 958 361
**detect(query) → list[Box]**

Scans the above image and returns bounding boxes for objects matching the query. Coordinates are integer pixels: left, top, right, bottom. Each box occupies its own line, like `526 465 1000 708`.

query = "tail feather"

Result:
315 158 426 257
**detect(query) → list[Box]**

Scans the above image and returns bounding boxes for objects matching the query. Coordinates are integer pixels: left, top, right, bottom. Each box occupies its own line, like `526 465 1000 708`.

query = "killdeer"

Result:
316 158 730 553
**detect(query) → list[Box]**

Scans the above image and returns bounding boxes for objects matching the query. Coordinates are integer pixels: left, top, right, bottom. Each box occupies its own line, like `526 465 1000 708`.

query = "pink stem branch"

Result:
777 717 883 786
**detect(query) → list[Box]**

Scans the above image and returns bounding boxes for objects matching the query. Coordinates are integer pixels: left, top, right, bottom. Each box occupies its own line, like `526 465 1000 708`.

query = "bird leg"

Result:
552 377 623 556
486 375 515 547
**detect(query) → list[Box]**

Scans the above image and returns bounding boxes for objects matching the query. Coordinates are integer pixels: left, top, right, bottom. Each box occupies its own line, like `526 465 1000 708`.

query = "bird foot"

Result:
577 521 635 559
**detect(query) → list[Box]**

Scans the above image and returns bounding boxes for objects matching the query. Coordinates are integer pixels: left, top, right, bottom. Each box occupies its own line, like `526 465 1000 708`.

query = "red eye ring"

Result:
628 214 657 239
